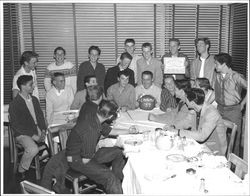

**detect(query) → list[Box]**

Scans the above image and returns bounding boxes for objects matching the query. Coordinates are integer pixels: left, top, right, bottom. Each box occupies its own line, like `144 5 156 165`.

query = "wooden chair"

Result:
8 123 51 180
20 180 55 194
223 119 237 159
54 128 99 194
228 153 248 179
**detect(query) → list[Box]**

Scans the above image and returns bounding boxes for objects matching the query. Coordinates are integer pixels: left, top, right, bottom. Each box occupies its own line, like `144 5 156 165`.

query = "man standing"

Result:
46 72 74 125
77 46 106 91
137 42 163 87
190 38 216 87
105 52 135 94
107 70 136 112
214 53 247 157
161 38 190 80
135 71 161 107
12 51 39 100
9 75 47 179
44 47 77 94
117 39 141 83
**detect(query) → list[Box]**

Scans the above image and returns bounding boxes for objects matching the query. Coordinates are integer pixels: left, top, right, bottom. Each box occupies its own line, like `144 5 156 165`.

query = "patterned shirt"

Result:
215 69 247 106
160 88 177 112
107 83 136 110
44 60 77 94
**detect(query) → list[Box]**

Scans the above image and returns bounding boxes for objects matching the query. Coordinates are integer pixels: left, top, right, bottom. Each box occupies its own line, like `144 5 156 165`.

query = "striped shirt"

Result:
66 101 111 159
44 60 77 94
160 88 177 112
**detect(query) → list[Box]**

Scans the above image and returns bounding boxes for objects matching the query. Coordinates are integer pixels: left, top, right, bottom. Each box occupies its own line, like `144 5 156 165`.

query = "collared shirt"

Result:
12 66 39 100
180 103 227 155
117 54 142 83
161 52 190 79
160 88 177 112
215 69 247 106
77 61 106 91
46 86 74 125
135 84 161 107
107 83 136 110
44 60 77 94
66 101 111 159
137 57 163 87
19 93 37 125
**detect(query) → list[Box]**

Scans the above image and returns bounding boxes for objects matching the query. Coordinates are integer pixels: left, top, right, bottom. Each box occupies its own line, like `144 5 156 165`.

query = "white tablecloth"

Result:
111 108 249 195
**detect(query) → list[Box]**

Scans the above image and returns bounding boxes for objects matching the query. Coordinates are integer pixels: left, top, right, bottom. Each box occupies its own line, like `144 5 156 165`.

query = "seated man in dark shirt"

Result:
66 96 136 194
9 75 47 179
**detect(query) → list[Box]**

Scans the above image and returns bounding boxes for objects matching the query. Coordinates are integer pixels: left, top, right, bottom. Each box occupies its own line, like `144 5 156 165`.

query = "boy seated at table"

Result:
107 70 136 112
167 88 227 156
149 79 196 130
46 72 74 125
135 71 161 108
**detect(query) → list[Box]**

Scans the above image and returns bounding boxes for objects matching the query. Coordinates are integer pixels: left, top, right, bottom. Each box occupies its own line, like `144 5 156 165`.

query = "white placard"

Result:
164 57 185 74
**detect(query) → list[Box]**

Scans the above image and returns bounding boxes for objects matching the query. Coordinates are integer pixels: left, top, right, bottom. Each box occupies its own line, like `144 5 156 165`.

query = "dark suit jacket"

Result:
9 94 47 137
104 65 135 95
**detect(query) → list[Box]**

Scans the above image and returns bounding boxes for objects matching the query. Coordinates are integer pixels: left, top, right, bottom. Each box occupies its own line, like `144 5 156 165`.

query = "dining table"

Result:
104 107 249 195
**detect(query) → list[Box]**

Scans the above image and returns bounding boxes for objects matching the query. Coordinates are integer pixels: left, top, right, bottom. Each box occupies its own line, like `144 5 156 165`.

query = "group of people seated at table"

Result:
8 37 247 193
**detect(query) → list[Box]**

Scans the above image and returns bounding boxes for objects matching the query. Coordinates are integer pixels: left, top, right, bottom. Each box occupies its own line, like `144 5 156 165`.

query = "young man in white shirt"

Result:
12 51 40 100
46 72 74 125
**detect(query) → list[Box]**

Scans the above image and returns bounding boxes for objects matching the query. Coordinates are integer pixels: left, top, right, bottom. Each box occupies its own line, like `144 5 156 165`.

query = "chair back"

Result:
228 153 248 179
223 119 237 159
20 180 55 194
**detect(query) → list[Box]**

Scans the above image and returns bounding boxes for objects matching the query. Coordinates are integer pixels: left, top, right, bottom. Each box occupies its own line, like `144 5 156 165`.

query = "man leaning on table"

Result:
46 72 74 125
66 99 138 194
9 75 47 180
167 88 227 156
135 71 161 108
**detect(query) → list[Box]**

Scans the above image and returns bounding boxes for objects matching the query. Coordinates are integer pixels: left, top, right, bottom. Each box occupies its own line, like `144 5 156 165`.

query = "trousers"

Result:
68 147 125 194
15 135 39 172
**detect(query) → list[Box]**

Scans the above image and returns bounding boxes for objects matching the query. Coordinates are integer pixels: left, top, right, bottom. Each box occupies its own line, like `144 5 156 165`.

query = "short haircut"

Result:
186 88 205 105
163 74 175 88
52 72 64 81
54 47 66 55
84 75 96 85
214 53 232 68
86 85 103 101
142 42 152 50
142 70 153 79
194 37 211 50
124 39 135 45
88 45 101 55
118 69 130 78
97 99 118 119
169 38 180 46
196 78 212 91
20 51 39 65
120 52 133 61
17 75 33 90
175 79 191 91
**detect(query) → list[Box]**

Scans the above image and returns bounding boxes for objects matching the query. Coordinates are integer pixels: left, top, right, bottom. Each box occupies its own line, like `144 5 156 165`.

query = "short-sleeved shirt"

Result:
66 101 111 159
12 66 39 100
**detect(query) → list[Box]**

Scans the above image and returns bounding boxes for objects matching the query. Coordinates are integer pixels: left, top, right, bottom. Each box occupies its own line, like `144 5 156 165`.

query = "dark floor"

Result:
3 147 104 194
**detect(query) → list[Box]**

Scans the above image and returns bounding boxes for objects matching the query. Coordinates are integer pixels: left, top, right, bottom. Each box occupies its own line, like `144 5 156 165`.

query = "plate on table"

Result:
124 139 143 146
166 154 186 162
